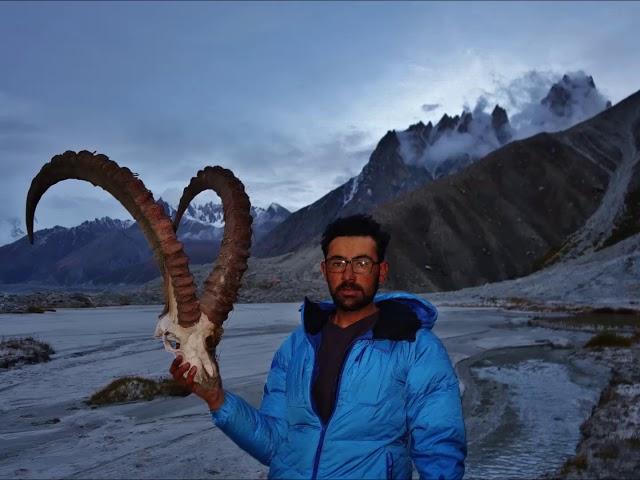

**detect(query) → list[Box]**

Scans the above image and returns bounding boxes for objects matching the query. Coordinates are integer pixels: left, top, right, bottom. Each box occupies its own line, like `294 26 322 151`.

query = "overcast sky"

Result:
1 1 639 243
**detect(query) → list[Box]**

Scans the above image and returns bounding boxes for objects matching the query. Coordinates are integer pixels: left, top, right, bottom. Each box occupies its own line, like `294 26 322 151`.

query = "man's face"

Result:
321 236 389 312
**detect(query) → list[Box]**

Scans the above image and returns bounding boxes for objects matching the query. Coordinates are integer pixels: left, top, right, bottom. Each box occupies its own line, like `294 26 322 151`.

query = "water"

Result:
464 351 607 479
0 304 604 479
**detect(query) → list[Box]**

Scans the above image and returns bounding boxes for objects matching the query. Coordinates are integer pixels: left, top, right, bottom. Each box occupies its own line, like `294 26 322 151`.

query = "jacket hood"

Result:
301 291 438 342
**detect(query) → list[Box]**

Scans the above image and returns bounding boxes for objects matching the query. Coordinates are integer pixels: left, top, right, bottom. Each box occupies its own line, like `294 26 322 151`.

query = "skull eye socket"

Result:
162 332 181 352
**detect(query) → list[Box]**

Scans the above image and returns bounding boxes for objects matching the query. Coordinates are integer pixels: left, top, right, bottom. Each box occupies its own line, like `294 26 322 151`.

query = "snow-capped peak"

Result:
396 71 609 178
156 197 290 229
512 71 611 139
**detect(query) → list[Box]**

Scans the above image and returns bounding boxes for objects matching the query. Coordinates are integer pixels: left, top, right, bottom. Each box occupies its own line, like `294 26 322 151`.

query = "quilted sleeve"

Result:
405 331 467 479
210 330 295 465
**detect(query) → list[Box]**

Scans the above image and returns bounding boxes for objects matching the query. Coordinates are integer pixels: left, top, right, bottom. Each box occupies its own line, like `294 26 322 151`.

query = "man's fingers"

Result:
169 355 183 374
169 360 220 406
183 366 207 397
173 361 191 381
186 366 197 387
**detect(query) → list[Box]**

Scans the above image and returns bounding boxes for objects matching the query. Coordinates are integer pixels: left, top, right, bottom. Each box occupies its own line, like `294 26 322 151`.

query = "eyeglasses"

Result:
324 256 380 274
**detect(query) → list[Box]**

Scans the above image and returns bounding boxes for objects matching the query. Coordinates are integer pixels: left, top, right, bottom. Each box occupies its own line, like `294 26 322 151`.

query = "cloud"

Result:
332 174 351 186
398 69 610 176
0 216 25 247
399 99 502 176
0 103 377 232
509 70 610 139
342 129 370 147
485 70 557 112
421 103 441 113
243 130 374 210
132 126 375 213
0 65 613 233
0 118 40 135
0 92 46 156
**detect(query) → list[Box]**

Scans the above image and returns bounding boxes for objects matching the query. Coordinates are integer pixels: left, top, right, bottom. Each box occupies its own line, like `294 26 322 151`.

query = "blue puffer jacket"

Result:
211 292 466 479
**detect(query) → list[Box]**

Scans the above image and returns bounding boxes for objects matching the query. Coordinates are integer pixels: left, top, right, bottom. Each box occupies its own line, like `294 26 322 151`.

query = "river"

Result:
0 302 607 479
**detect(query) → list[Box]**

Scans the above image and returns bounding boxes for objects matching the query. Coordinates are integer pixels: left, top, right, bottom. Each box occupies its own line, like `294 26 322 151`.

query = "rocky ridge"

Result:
376 88 639 292
254 72 610 258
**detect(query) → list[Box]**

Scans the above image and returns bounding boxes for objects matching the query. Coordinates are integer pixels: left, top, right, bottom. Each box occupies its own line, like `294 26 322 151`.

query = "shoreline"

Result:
3 285 640 315
549 342 640 479
457 343 611 479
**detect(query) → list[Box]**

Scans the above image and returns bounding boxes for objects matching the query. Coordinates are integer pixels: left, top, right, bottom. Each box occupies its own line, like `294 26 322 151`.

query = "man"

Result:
171 214 466 479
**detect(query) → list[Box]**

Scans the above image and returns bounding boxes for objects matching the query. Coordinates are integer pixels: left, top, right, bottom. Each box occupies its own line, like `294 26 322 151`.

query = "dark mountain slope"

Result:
377 90 640 291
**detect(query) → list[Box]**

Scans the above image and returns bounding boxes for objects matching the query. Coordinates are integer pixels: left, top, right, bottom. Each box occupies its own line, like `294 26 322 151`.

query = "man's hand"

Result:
170 355 225 411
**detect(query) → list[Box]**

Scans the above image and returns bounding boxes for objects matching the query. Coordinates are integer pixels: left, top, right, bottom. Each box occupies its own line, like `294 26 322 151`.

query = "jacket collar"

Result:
302 292 435 342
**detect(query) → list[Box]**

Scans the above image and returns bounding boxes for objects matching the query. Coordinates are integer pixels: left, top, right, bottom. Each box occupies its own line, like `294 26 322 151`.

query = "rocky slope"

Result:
427 232 640 311
376 89 639 292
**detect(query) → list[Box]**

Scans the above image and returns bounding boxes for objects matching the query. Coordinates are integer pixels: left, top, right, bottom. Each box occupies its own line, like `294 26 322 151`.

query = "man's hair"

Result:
321 214 391 260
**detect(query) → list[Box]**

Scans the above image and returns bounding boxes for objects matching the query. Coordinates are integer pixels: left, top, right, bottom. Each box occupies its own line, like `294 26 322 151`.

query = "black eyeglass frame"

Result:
323 255 382 275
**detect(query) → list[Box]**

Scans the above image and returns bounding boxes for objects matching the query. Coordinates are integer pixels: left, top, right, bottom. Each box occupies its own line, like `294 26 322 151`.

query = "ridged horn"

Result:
25 150 200 327
174 166 252 327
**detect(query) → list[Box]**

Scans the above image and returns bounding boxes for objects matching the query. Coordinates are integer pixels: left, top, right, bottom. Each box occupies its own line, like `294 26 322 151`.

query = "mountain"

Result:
2 72 618 295
235 87 638 301
254 72 610 258
166 200 290 243
541 74 612 119
159 199 291 266
376 88 640 292
0 217 139 285
251 130 433 257
0 201 290 287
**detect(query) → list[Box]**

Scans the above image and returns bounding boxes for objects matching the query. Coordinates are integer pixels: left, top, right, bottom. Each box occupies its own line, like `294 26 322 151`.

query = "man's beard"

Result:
328 278 379 312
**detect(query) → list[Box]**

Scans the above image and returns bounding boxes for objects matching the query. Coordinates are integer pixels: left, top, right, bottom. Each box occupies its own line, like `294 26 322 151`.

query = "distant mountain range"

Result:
2 71 632 301
156 198 290 243
0 202 290 286
252 72 612 257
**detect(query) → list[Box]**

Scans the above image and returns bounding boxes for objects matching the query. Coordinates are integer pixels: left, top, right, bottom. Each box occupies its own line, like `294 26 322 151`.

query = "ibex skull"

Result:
26 150 252 388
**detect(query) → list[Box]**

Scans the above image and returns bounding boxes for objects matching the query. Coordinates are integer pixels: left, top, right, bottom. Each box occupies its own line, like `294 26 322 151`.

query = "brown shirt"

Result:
312 311 378 424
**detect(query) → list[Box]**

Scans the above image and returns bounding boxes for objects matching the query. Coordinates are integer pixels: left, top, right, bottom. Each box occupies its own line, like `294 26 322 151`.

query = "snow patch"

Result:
342 174 361 207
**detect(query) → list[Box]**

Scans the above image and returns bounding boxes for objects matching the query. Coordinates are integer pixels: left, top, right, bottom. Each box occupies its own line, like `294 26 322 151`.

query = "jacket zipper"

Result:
310 337 366 480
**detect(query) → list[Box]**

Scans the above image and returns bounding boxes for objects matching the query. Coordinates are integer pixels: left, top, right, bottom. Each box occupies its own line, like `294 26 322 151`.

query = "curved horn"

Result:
26 150 200 327
174 166 252 327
